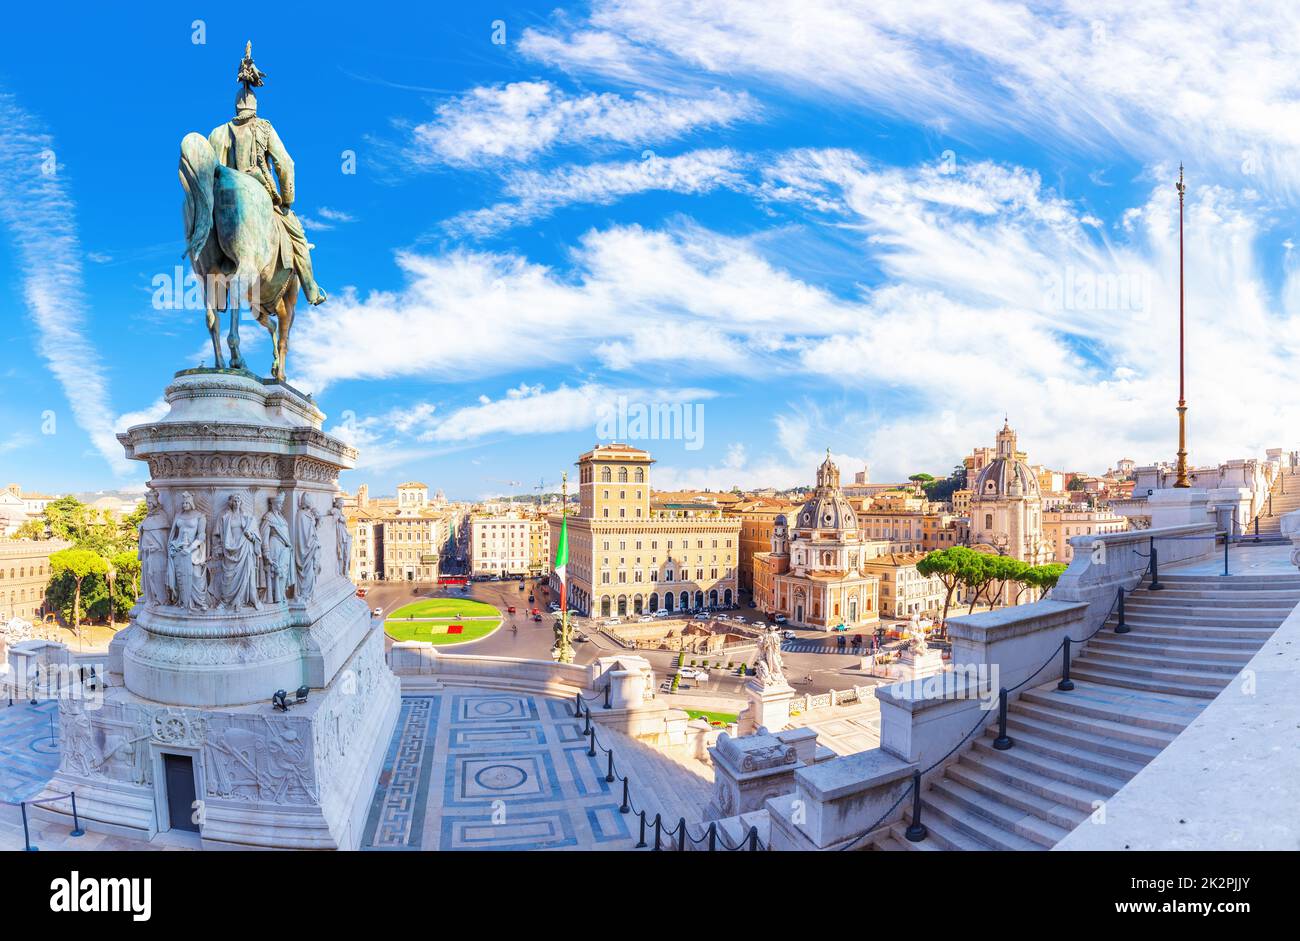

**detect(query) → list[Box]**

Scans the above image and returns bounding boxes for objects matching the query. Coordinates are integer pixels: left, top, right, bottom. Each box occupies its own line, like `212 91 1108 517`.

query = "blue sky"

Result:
2 1 1298 500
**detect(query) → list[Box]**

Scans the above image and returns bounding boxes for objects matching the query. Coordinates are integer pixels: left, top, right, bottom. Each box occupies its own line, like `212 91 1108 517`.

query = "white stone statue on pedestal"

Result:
295 493 321 602
331 496 351 576
217 493 263 610
259 494 293 604
754 627 788 688
166 491 209 611
139 491 170 607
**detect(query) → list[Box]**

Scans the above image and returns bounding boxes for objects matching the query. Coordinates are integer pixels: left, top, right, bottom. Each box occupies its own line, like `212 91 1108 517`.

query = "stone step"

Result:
1092 627 1263 650
1103 618 1274 641
1081 648 1245 676
1073 654 1232 689
1003 710 1164 763
1150 575 1300 589
970 735 1132 793
1067 664 1220 699
945 759 1091 828
1110 608 1285 628
927 775 1070 847
1012 698 1179 749
957 746 1115 813
984 724 1146 780
1125 588 1300 603
1124 596 1296 614
1018 682 1204 733
912 789 1042 851
870 830 916 851
888 824 942 851
1085 634 1256 663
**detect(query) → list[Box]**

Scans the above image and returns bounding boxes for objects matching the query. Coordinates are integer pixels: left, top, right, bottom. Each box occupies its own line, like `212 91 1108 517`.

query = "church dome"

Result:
796 451 857 532
973 421 1040 500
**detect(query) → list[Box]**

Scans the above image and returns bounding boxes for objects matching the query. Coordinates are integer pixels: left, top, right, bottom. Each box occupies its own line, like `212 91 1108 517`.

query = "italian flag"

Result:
554 513 569 614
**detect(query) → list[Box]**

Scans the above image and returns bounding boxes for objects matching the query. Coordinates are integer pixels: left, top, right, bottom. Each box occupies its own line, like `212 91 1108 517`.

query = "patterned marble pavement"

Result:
789 698 882 756
361 689 706 851
0 700 62 804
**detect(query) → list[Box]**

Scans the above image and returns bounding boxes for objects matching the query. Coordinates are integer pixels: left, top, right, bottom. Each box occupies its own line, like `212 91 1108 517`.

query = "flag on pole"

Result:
554 513 569 615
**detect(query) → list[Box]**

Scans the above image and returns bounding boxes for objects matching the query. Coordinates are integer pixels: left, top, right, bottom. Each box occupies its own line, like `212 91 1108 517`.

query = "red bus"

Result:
440 575 468 586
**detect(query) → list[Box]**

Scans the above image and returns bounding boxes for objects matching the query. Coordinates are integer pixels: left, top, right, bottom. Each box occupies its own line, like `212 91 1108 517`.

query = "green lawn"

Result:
388 598 500 620
683 709 739 725
384 617 502 644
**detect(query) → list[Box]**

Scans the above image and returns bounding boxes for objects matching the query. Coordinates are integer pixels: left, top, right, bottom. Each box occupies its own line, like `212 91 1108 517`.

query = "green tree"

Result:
985 556 1030 609
48 548 108 642
917 547 969 625
13 517 47 540
959 551 999 615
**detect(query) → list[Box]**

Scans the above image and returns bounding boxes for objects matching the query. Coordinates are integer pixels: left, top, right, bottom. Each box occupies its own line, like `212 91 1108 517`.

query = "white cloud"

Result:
0 93 131 476
521 0 1300 196
407 81 757 167
444 148 747 236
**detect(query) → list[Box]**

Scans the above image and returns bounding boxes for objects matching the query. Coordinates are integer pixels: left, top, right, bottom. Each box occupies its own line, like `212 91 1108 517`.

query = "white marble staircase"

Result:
1249 466 1300 537
871 566 1300 851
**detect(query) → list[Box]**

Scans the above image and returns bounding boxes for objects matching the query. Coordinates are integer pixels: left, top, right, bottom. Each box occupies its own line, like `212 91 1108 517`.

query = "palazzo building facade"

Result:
548 444 740 619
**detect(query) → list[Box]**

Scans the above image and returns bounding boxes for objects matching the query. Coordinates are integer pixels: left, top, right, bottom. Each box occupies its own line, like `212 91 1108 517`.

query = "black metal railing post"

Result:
1057 637 1074 691
747 826 759 851
677 817 687 851
587 727 597 757
707 822 717 851
1222 532 1230 577
606 751 615 783
582 708 592 735
1254 516 1260 543
1148 539 1163 590
993 688 1013 750
636 811 647 848
904 769 927 842
653 814 663 851
1115 586 1129 633
21 802 36 852
574 691 582 716
620 778 631 814
69 792 84 838
603 684 611 709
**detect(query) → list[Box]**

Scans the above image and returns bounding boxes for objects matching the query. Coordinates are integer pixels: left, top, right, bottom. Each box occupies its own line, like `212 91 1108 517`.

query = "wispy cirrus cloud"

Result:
443 148 747 236
0 92 131 476
406 80 758 168
520 0 1300 197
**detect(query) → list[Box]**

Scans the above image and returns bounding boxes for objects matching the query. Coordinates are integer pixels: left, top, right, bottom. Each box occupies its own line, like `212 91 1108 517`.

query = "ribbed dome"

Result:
974 457 1040 499
797 452 857 532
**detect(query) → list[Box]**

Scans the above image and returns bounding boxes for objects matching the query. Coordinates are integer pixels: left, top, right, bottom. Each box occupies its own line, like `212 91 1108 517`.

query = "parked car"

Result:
782 630 796 641
528 595 535 603
694 612 710 621
507 606 517 614
716 613 730 621
533 614 543 622
678 667 709 681
549 602 560 611
637 615 654 623
774 614 788 624
606 618 622 626
518 583 525 591
372 607 383 617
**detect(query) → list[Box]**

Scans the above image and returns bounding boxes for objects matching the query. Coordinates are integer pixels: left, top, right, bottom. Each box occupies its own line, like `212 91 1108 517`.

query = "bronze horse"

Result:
179 131 297 381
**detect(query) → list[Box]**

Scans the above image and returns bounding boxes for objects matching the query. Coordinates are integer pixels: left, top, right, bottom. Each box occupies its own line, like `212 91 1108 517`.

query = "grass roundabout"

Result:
384 597 503 645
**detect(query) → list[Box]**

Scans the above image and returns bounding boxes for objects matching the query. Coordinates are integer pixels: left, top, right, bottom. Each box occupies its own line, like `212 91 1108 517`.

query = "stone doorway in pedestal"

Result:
162 754 199 833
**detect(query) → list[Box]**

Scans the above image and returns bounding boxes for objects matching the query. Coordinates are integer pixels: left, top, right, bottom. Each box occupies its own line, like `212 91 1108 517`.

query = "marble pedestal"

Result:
738 678 795 735
1146 488 1211 529
897 647 945 682
39 370 400 849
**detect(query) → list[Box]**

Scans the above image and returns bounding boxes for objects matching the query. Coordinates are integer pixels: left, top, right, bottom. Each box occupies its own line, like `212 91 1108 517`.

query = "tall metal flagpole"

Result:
556 471 574 663
1174 164 1191 488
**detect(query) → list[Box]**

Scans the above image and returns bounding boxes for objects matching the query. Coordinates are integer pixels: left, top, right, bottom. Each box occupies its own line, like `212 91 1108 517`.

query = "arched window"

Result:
600 467 612 482
618 467 628 482
984 514 993 529
634 468 644 482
